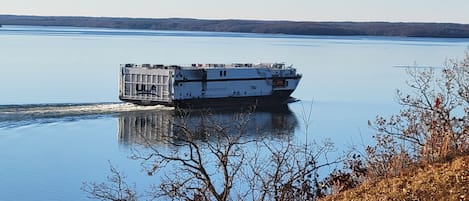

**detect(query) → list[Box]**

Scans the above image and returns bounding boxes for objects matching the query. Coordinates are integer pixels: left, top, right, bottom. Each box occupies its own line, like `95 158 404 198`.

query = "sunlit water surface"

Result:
1 25 469 201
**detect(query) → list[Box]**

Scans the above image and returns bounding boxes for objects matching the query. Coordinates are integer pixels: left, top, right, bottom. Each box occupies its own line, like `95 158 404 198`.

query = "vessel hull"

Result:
120 90 295 109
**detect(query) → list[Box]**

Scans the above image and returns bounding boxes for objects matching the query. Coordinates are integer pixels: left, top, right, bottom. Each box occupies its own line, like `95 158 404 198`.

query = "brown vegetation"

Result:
320 51 469 200
321 155 469 201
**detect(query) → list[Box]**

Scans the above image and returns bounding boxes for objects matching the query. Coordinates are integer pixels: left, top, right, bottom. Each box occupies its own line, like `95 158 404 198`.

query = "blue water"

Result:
1 25 469 201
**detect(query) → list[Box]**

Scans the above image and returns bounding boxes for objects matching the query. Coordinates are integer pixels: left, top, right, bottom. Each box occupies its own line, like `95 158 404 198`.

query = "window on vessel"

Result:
224 70 227 76
220 71 223 77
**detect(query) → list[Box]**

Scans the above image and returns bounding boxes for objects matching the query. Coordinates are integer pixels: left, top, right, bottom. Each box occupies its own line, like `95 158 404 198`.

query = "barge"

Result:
119 63 302 108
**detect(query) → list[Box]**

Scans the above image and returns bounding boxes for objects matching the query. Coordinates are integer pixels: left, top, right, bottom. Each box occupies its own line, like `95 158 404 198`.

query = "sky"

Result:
1 0 468 24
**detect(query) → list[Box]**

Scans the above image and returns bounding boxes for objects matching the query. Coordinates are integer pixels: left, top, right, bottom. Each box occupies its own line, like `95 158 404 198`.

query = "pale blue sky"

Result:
1 0 468 23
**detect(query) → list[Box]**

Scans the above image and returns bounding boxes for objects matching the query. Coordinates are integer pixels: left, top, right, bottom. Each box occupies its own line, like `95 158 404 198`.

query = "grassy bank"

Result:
322 155 469 201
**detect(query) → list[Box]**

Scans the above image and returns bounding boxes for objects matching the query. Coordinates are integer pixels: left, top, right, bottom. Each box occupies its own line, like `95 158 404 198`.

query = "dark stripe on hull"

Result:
174 76 301 83
120 90 295 109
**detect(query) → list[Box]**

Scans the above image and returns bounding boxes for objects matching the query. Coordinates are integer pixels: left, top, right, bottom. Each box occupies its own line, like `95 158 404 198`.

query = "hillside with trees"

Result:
1 15 469 38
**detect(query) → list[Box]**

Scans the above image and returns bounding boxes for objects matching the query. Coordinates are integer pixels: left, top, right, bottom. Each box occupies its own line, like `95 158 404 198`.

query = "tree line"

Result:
2 15 469 38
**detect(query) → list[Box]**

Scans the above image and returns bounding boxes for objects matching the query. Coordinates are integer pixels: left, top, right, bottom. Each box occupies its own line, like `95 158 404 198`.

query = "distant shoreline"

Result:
1 15 469 38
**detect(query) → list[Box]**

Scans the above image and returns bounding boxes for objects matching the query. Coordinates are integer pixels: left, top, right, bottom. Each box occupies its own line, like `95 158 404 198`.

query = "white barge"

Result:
119 63 302 108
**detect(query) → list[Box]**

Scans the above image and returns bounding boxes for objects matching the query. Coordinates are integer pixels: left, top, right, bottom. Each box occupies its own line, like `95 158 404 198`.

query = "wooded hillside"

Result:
2 15 469 38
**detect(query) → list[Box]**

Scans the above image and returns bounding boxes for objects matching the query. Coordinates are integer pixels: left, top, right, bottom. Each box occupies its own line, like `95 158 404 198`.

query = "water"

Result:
1 25 469 201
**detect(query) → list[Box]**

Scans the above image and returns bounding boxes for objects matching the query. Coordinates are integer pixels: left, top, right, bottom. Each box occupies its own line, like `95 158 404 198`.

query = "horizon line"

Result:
1 13 468 25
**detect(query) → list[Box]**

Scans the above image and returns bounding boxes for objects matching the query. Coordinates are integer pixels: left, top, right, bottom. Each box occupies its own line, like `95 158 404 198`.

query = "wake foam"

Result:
0 102 173 128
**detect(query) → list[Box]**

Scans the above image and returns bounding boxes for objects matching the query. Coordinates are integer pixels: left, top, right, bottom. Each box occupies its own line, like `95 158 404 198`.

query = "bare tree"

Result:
128 108 256 201
82 162 138 201
244 138 340 201
239 101 343 200
84 104 345 201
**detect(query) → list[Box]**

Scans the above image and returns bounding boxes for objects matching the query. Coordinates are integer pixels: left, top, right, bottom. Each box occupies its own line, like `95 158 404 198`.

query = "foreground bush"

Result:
321 50 469 196
367 51 469 178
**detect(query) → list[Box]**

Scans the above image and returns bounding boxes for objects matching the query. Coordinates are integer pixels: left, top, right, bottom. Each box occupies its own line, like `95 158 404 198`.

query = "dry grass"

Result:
321 155 469 201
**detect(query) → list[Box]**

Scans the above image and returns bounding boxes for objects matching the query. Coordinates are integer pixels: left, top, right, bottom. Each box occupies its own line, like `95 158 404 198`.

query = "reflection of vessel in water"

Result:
118 107 298 145
118 110 175 145
119 63 302 108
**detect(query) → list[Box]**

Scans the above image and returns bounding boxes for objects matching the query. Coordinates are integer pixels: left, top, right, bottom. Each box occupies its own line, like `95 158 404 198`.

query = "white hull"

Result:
119 63 302 108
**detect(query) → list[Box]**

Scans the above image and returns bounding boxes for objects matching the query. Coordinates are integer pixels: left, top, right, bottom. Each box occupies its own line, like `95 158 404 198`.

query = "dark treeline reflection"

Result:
118 106 299 146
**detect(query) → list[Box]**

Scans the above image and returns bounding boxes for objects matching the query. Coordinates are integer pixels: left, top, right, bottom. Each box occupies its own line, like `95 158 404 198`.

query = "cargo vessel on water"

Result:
119 63 302 108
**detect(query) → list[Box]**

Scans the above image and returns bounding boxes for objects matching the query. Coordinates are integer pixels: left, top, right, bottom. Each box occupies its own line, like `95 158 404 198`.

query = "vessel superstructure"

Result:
119 63 302 108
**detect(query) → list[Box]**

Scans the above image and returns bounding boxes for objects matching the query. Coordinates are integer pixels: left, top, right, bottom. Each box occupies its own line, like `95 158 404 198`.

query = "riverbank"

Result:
321 154 469 200
1 15 469 38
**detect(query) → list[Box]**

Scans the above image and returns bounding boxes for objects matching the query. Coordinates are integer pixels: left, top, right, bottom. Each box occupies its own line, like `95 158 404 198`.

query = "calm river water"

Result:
1 25 468 201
